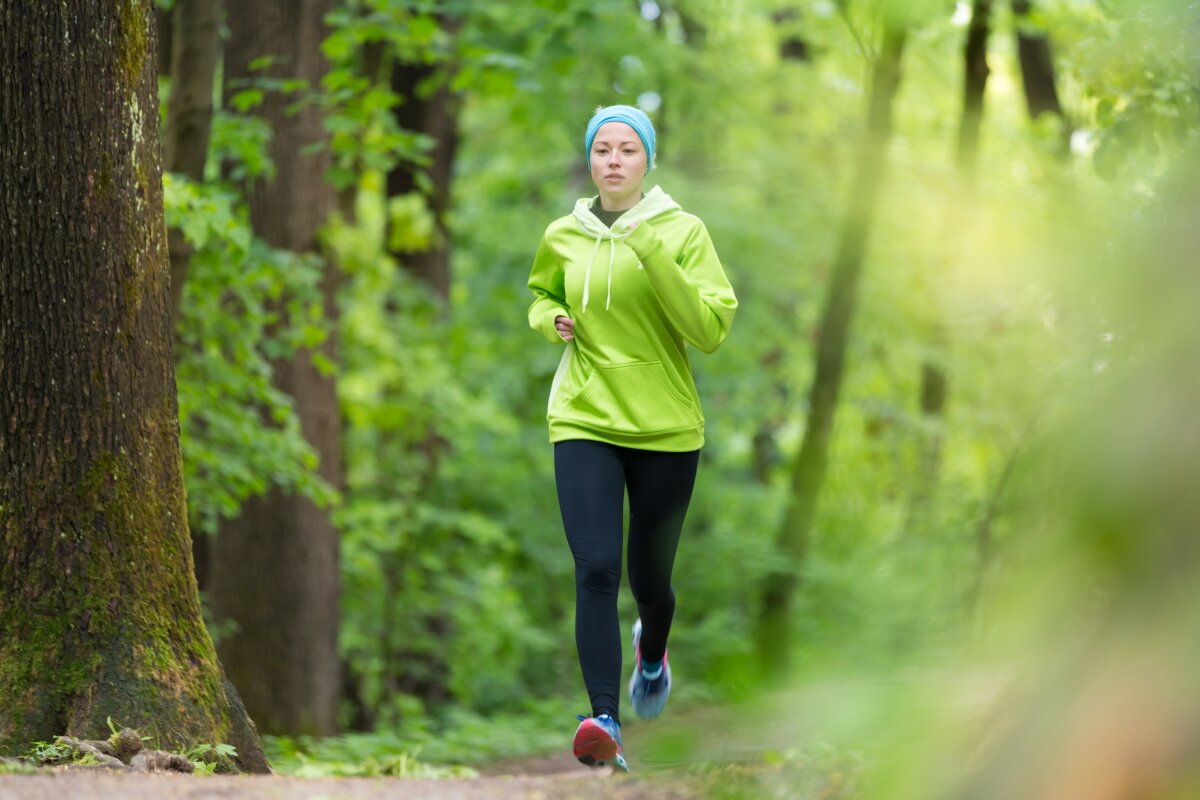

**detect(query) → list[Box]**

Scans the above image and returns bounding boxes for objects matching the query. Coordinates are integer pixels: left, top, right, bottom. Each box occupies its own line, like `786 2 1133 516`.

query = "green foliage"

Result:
332 177 554 721
165 171 337 537
264 698 576 775
183 742 238 775
26 740 74 765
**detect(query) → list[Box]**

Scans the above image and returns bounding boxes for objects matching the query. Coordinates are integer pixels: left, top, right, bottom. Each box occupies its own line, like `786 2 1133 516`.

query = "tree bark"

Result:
210 0 342 737
773 7 811 62
162 0 223 596
1011 0 1063 120
959 0 993 170
0 0 266 771
155 3 172 80
754 27 908 675
164 0 223 328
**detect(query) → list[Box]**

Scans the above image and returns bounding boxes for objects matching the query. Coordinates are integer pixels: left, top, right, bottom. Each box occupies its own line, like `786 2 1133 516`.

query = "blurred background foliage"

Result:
157 0 1198 794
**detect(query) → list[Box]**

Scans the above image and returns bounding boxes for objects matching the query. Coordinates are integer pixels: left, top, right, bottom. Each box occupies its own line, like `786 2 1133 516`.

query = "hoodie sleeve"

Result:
624 218 738 354
527 232 571 345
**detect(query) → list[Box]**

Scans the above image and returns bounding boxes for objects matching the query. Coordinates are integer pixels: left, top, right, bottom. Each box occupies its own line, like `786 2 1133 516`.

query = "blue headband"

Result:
585 105 656 173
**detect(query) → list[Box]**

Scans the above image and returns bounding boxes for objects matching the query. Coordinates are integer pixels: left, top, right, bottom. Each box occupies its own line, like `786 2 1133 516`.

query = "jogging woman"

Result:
526 104 738 771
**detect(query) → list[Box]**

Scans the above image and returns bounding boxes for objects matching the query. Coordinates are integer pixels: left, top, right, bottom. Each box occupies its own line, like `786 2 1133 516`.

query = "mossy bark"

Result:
0 1 266 772
209 0 342 736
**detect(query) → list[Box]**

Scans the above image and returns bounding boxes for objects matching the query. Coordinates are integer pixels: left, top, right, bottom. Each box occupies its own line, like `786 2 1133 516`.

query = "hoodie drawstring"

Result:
574 186 677 313
582 229 632 313
582 233 602 313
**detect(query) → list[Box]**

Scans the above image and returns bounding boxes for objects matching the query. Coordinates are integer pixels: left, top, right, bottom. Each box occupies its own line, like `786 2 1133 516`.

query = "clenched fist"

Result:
554 315 575 342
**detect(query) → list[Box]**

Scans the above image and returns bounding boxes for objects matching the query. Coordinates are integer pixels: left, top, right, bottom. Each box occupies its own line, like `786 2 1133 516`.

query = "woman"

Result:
527 104 737 771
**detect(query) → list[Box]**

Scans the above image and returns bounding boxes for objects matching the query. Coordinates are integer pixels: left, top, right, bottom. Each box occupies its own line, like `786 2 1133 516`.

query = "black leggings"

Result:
554 439 700 724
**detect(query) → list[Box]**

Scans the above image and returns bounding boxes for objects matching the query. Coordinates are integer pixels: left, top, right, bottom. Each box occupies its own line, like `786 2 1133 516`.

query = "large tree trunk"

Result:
210 0 342 736
754 27 908 675
0 0 266 771
164 0 223 327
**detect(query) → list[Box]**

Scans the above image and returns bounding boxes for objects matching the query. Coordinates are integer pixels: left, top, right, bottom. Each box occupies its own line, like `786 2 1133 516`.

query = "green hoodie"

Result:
527 186 738 451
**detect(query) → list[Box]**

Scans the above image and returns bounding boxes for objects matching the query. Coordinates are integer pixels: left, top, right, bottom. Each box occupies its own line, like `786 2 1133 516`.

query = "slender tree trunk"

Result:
379 23 461 708
773 6 811 62
164 0 223 327
958 0 993 169
1011 0 1065 122
0 0 265 771
162 0 223 595
210 0 342 737
387 28 461 302
908 0 994 533
754 27 908 674
156 3 172 80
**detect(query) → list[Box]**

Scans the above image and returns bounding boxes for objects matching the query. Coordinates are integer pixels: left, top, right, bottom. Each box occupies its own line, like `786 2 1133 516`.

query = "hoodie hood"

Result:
570 186 681 312
572 184 680 236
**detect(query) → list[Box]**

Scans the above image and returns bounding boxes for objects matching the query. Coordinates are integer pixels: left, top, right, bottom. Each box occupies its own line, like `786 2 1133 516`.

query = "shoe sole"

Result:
573 719 619 766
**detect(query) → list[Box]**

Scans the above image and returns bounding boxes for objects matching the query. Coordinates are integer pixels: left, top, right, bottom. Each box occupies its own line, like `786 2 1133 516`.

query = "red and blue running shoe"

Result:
573 713 628 771
628 618 672 719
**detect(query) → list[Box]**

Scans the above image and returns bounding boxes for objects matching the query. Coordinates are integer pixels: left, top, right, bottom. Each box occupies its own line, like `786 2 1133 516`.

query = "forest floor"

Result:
0 719 792 799
0 738 731 799
0 765 701 800
1 674 995 798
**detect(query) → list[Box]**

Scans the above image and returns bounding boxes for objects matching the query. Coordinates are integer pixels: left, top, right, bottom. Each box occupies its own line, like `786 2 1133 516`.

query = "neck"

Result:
598 190 643 212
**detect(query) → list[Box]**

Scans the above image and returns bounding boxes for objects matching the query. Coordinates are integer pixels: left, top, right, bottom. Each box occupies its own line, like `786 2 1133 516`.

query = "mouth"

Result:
605 174 624 181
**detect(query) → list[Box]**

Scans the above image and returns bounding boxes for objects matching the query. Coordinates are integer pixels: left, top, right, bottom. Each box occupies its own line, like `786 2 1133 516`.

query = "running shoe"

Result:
628 618 672 719
573 713 628 771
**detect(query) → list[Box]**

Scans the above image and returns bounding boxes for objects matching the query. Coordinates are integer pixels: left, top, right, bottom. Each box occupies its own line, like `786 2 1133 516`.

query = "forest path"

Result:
0 766 699 800
2 681 922 798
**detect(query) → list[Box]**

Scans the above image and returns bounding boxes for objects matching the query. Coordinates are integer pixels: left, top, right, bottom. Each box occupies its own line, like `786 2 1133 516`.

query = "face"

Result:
589 121 648 207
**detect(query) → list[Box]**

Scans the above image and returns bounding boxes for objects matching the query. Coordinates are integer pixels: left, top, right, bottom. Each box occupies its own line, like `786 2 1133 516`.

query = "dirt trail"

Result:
0 766 700 800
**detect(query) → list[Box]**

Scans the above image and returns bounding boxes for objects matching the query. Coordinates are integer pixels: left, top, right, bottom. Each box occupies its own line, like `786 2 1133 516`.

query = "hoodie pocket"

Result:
566 361 697 434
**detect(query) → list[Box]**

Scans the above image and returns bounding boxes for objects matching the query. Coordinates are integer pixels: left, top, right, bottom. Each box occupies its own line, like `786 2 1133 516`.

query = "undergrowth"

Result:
264 697 578 777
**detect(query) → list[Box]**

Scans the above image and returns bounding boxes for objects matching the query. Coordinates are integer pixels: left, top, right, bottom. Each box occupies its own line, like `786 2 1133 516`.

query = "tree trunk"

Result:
210 0 342 737
754 27 908 675
387 34 461 303
958 0 993 169
164 0 222 328
1011 0 1064 120
0 0 266 771
908 0 994 534
378 23 461 710
155 3 172 80
163 0 223 596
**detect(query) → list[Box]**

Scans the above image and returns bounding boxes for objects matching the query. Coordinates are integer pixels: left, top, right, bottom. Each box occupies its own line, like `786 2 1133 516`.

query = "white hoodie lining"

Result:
572 186 680 313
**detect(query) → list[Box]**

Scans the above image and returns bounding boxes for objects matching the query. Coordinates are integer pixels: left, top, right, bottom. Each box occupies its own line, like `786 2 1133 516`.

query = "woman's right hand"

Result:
554 315 575 342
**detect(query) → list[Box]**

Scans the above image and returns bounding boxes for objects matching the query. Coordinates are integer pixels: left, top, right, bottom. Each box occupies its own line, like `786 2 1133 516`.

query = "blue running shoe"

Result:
628 618 672 719
573 714 628 772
